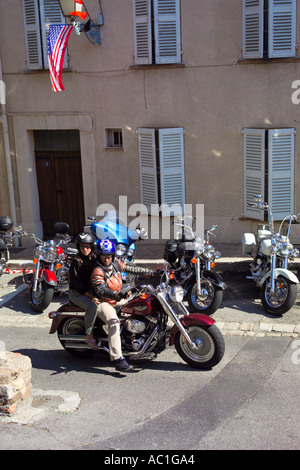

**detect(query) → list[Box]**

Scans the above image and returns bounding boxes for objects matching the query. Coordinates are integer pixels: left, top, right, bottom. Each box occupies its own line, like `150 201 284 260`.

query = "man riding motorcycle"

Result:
90 239 153 372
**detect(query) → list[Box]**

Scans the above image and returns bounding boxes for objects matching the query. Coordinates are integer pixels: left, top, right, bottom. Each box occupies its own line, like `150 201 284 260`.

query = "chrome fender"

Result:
258 268 299 287
169 313 215 346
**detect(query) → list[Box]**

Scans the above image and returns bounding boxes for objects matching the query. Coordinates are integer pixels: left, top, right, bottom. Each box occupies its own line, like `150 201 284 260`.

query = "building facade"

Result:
1 0 300 244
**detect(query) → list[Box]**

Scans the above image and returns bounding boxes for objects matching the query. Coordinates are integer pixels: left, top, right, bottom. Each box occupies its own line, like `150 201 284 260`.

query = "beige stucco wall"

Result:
1 0 300 243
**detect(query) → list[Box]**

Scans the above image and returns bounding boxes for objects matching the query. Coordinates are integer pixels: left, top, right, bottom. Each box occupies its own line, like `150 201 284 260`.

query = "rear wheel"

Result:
174 323 225 369
57 317 95 357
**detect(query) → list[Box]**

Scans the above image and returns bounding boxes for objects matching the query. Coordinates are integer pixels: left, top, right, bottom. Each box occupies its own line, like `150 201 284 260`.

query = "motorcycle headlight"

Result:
169 285 184 303
127 247 135 257
33 247 43 258
43 246 57 262
58 252 66 261
202 244 216 260
115 244 127 257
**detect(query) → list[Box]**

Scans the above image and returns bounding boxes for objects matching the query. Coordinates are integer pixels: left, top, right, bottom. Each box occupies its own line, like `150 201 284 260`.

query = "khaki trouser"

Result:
97 300 126 361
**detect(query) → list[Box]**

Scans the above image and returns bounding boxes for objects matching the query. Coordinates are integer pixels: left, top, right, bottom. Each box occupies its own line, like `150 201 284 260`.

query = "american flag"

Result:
47 24 73 92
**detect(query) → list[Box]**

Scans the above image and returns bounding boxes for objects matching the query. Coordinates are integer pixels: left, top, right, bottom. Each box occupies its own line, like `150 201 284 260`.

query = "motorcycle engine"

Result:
125 318 146 334
122 315 156 352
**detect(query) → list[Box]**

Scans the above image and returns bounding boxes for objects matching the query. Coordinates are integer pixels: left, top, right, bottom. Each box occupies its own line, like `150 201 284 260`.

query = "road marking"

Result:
0 283 27 306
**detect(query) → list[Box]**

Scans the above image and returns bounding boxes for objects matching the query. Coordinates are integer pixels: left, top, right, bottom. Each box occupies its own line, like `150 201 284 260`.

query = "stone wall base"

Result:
0 352 32 416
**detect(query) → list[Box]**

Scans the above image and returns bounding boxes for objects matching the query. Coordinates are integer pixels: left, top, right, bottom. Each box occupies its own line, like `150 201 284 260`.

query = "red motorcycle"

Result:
49 265 225 369
23 223 77 312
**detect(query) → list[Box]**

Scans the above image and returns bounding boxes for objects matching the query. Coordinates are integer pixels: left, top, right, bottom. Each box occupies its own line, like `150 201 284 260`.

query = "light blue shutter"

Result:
159 128 185 216
242 0 264 59
133 0 152 64
153 0 181 64
268 129 295 220
269 0 296 58
243 129 265 220
40 0 68 69
22 0 43 69
137 129 159 211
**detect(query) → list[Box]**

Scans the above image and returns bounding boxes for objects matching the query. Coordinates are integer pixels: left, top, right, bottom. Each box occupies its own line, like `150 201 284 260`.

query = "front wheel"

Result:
0 250 7 277
186 276 223 315
261 276 298 316
30 281 54 312
174 324 225 369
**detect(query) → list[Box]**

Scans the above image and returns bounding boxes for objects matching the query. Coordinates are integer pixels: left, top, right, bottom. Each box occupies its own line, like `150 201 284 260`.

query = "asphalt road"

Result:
0 272 300 451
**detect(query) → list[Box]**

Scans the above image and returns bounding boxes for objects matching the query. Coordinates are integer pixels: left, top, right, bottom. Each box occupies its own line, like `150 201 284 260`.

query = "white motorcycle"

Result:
242 196 299 316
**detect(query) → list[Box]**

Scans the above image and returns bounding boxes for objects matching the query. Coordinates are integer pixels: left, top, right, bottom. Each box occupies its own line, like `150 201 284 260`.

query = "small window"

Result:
105 129 123 149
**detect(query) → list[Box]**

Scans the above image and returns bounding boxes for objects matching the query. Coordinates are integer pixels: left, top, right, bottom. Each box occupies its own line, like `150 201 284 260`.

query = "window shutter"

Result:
243 129 265 220
133 0 152 64
22 0 43 69
40 0 68 69
159 128 185 216
137 129 159 211
269 0 296 58
242 0 264 59
153 0 181 64
268 129 295 220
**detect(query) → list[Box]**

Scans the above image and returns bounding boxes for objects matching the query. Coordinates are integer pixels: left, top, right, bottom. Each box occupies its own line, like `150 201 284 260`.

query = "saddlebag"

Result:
241 233 256 254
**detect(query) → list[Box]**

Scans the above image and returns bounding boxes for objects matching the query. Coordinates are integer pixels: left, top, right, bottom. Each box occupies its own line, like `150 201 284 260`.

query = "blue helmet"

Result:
96 239 115 256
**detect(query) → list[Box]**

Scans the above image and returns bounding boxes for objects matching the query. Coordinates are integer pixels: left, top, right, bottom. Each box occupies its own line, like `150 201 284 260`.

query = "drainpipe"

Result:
0 52 17 234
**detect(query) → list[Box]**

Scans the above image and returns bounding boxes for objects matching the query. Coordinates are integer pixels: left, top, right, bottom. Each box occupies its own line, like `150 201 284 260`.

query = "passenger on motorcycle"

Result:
90 239 153 372
68 232 99 351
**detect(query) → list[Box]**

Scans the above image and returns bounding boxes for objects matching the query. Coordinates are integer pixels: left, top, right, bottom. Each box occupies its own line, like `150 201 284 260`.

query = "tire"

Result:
0 250 6 277
30 281 54 312
186 276 223 315
174 323 225 369
57 317 95 357
261 275 298 316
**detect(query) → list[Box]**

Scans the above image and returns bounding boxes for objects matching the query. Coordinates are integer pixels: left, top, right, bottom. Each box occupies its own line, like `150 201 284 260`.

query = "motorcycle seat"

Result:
58 302 85 312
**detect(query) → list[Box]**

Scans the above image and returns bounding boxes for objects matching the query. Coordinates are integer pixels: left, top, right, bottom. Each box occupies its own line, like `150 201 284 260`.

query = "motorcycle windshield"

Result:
90 221 139 244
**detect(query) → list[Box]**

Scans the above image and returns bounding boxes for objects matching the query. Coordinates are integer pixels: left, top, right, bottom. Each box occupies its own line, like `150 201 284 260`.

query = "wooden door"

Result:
35 151 85 236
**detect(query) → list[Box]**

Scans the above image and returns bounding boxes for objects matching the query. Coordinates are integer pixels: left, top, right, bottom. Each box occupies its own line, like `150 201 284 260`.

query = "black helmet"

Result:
75 232 95 250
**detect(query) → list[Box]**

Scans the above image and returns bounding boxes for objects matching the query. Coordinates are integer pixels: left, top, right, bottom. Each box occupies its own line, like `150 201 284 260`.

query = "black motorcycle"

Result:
163 218 226 315
0 216 24 276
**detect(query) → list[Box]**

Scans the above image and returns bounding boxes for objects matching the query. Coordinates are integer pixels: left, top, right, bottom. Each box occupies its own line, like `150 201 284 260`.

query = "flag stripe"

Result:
47 24 73 92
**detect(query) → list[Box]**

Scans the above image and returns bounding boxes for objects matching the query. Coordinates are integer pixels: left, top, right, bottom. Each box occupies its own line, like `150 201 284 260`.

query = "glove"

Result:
116 290 128 301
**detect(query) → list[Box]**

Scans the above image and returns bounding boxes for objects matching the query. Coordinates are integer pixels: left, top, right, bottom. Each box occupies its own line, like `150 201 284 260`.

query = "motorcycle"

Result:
242 195 300 315
0 216 24 276
163 217 226 315
48 264 225 369
86 210 147 262
23 222 78 312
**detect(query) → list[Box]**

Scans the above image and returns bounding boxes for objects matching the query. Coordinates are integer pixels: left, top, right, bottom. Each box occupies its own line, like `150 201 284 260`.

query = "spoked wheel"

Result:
186 277 223 315
30 281 54 312
57 317 95 357
174 323 225 369
261 276 297 316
